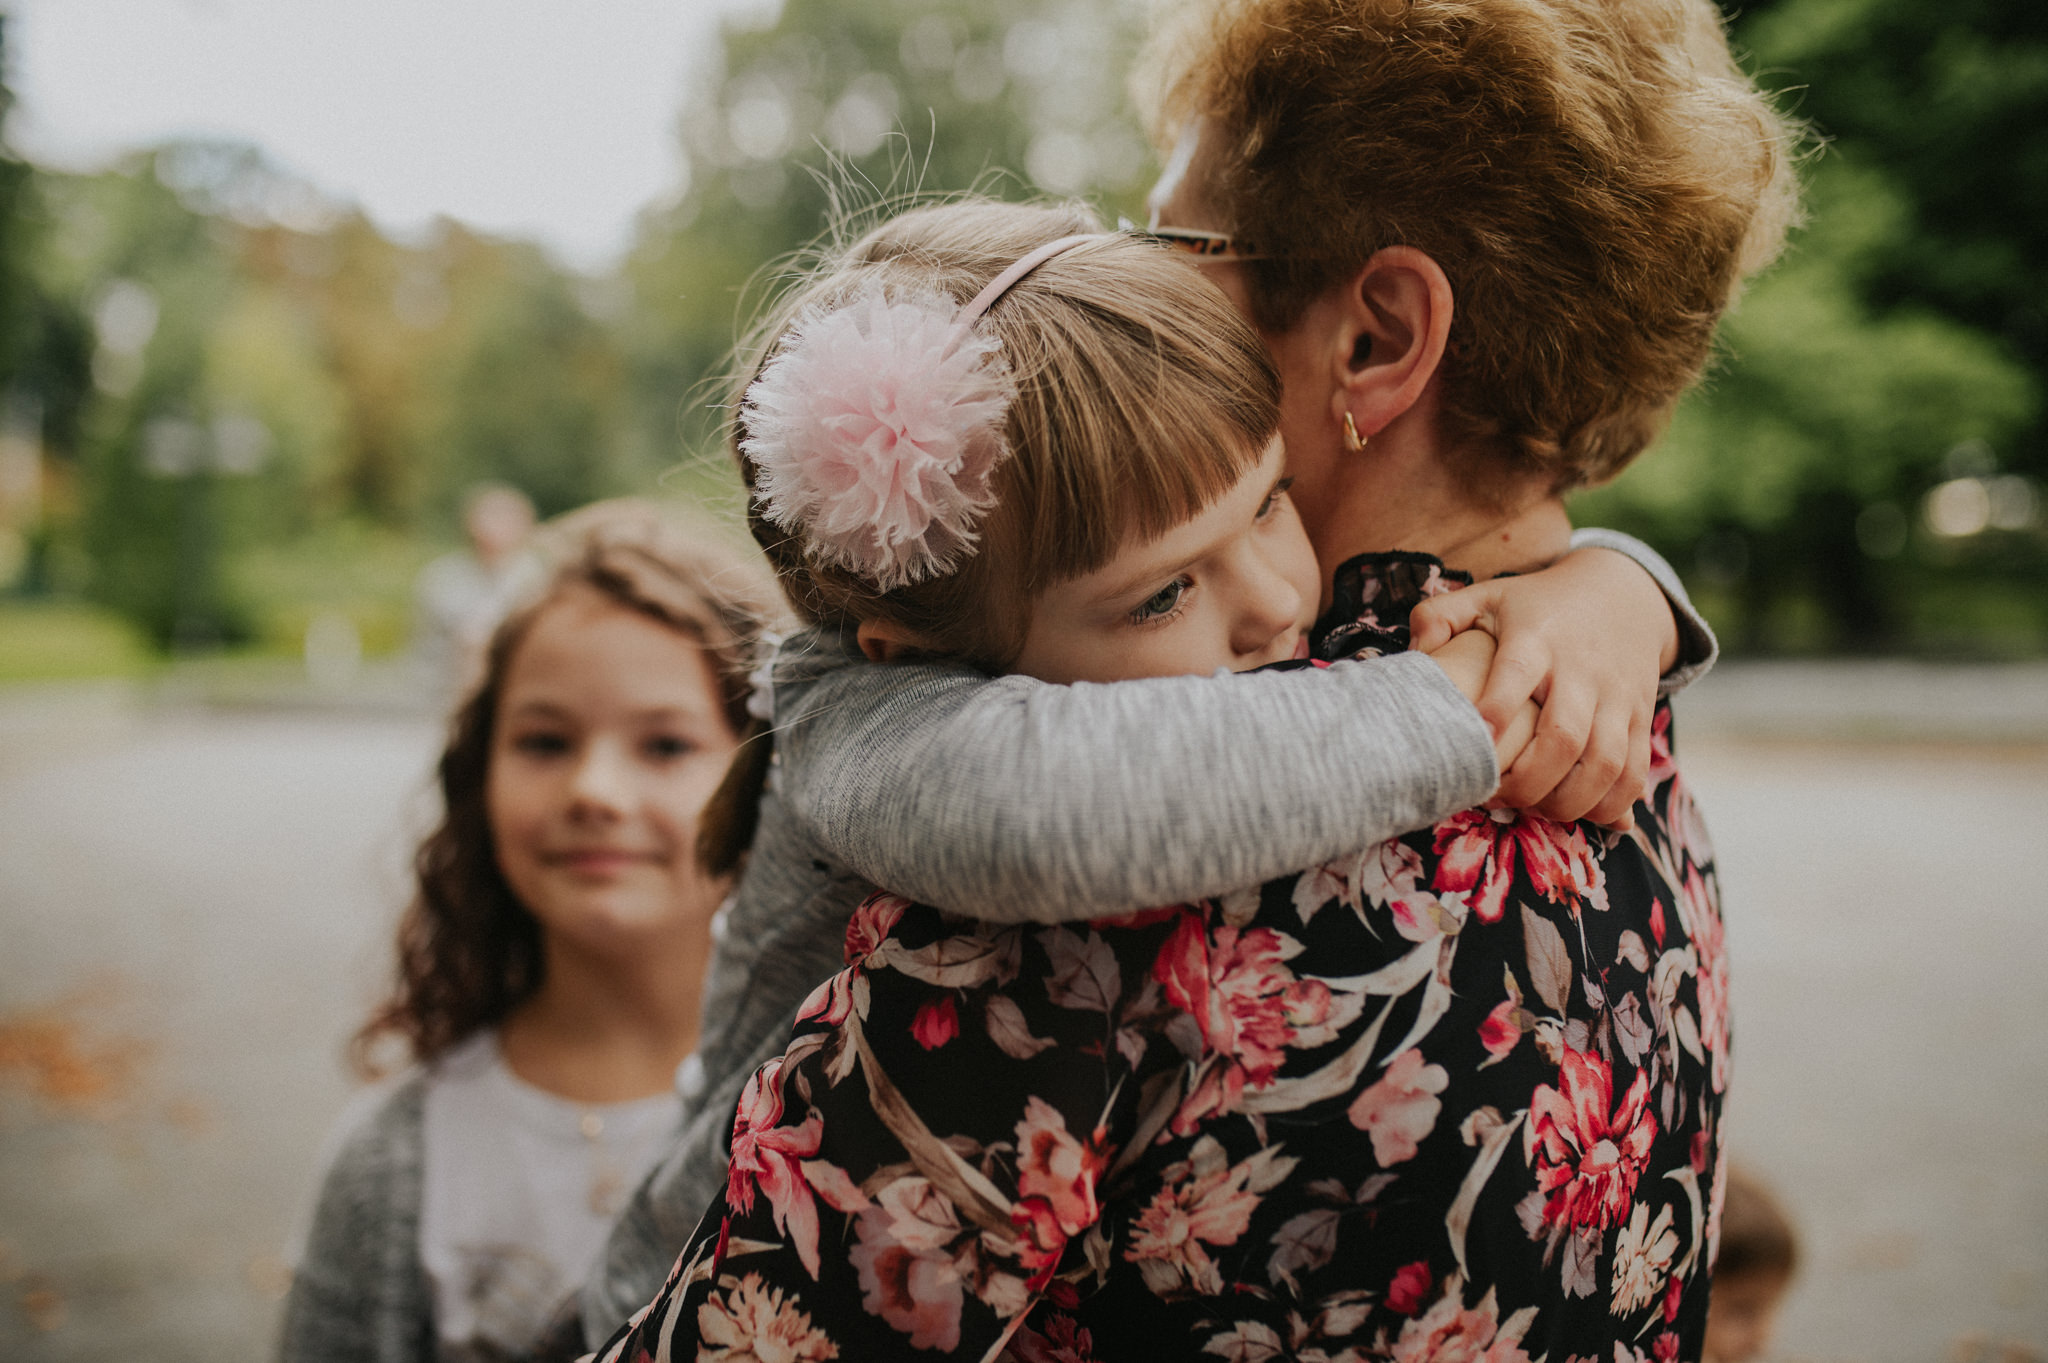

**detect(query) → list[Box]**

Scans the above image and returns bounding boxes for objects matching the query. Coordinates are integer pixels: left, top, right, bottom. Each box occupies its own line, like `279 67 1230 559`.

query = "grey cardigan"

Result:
577 531 1715 1342
277 1075 435 1363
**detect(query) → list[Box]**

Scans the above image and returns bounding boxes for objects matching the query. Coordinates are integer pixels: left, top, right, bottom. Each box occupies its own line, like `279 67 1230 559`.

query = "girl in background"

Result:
280 499 785 1363
1705 1169 1801 1363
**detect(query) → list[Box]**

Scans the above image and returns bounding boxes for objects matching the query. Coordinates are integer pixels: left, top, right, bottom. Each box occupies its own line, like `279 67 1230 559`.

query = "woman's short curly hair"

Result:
1135 0 1805 493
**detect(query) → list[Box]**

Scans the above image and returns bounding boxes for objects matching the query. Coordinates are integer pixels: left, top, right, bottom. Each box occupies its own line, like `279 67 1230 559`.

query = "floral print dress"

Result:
594 553 1730 1363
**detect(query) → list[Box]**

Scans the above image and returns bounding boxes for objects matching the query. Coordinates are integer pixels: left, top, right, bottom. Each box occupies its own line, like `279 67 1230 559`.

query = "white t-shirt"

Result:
419 1032 683 1363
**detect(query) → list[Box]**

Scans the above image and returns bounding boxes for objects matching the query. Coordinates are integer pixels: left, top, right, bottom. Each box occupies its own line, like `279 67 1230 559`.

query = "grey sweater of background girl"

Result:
278 1075 435 1363
576 530 1713 1343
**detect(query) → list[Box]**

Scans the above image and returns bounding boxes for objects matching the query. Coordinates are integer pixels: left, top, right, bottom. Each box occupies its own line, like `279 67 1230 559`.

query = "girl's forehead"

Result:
1085 436 1287 599
503 588 719 706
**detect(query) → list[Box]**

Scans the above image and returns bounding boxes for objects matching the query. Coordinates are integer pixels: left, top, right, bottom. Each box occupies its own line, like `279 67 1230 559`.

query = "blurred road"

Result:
0 671 2044 1362
0 691 439 1362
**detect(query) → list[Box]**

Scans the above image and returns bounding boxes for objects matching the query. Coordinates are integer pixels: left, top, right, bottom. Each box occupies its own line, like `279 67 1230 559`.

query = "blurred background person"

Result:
277 500 784 1363
1705 1167 1801 1363
411 485 544 699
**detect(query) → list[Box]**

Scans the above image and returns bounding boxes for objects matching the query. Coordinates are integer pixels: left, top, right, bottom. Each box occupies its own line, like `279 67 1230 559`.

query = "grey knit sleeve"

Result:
1568 528 1718 695
780 647 1497 924
276 1077 434 1363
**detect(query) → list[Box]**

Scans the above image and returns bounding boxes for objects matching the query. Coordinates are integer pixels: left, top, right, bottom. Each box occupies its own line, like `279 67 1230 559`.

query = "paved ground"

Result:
0 673 2043 1362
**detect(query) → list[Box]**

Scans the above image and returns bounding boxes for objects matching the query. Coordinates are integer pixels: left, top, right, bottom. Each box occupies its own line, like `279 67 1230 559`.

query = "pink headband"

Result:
958 233 1103 330
740 233 1111 590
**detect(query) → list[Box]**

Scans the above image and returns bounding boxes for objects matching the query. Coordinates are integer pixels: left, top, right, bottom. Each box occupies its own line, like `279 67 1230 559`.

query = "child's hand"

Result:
1409 547 1680 828
1422 628 1543 777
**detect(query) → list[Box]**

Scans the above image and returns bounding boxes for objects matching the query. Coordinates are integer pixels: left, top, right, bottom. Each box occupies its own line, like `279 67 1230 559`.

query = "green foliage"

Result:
0 599 155 682
0 0 2040 659
226 517 433 658
619 0 1153 452
1732 0 2048 394
431 250 628 517
1581 154 2036 535
1563 0 2048 651
14 146 652 649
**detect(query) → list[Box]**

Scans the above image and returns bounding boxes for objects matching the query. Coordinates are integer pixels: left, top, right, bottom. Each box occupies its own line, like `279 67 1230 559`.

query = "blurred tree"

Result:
33 142 642 648
0 15 95 598
0 14 32 389
619 0 1153 459
48 155 258 646
1572 0 2048 652
1730 0 2048 415
1574 155 2039 650
429 238 629 517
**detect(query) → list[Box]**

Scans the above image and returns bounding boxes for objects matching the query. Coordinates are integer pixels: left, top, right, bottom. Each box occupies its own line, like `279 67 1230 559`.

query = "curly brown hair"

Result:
352 499 787 1074
1135 0 1805 494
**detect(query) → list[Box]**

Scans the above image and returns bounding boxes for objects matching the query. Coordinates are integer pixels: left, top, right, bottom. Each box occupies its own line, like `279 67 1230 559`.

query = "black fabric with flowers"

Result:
595 552 1729 1363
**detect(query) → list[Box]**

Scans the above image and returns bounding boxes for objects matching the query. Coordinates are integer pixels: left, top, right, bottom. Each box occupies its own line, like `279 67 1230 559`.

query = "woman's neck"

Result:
1430 496 1574 581
498 920 711 1105
1306 431 1572 584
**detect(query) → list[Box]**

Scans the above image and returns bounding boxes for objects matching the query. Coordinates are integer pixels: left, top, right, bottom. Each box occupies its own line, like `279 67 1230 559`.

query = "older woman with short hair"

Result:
1135 0 1799 810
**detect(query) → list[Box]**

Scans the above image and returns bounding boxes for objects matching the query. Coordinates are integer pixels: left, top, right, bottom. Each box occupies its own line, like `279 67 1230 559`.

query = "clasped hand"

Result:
1410 548 1681 832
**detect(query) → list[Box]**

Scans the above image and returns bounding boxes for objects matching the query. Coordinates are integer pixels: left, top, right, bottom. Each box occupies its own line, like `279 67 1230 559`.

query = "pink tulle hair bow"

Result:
741 285 1014 591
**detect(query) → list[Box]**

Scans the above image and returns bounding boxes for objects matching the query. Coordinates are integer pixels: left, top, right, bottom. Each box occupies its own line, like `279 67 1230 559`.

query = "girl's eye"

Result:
643 734 697 761
512 732 570 756
1129 577 1191 624
1257 477 1296 521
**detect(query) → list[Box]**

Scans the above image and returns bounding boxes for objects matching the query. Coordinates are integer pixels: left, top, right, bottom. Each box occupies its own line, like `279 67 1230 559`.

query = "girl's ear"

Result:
1330 246 1455 442
855 618 936 663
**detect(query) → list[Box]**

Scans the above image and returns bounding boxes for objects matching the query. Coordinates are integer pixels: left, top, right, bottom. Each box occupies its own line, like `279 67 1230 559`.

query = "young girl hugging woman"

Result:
580 199 1721 1357
278 499 786 1363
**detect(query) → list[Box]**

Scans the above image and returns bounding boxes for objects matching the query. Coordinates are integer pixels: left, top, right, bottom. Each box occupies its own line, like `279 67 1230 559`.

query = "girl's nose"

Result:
1227 544 1304 657
567 740 632 817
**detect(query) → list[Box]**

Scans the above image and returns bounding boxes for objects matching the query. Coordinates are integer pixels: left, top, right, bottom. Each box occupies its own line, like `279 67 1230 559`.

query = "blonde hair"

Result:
734 198 1283 671
355 498 786 1071
1135 0 1805 494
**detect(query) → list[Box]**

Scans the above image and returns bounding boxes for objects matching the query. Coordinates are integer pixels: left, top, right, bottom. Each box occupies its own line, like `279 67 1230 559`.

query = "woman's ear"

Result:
854 618 934 663
1330 246 1455 442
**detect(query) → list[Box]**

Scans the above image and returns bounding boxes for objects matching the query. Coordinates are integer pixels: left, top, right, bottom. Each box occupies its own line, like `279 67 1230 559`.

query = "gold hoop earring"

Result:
1343 412 1367 453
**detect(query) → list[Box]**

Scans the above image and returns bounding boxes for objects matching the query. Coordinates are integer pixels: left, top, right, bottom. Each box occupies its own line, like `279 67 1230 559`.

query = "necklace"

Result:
578 1110 626 1217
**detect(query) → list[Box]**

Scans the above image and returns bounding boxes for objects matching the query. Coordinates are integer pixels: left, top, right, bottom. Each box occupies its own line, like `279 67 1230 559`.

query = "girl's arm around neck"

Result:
1568 528 1718 694
779 646 1495 924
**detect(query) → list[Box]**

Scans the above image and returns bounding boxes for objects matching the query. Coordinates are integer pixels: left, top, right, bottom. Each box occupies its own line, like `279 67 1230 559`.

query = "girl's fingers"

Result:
1492 697 1543 775
1475 634 1551 756
1496 673 1590 808
1409 587 1491 654
1584 709 1654 831
1535 698 1634 824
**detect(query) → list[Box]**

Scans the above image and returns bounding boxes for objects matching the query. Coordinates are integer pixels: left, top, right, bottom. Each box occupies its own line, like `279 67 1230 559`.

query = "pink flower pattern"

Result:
696 1272 839 1362
1434 808 1609 924
848 1180 967 1351
1389 1282 1536 1363
1527 1049 1658 1232
1348 1048 1450 1165
1387 1260 1435 1316
1153 909 1348 1132
911 995 959 1050
725 1058 831 1278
